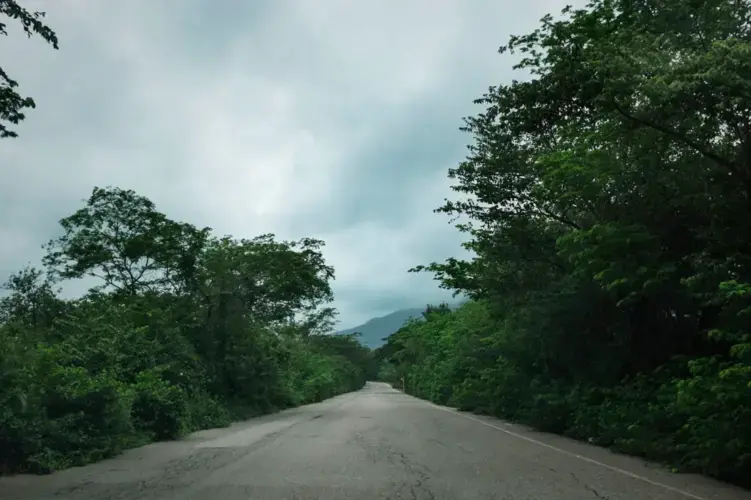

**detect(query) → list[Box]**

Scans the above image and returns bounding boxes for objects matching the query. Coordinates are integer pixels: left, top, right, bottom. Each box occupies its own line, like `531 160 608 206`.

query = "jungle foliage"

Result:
377 0 751 487
0 187 375 473
0 4 375 474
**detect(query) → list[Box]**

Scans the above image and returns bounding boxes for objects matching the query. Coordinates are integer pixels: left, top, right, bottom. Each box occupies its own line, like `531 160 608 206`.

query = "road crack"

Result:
351 433 435 499
570 472 611 500
390 449 435 500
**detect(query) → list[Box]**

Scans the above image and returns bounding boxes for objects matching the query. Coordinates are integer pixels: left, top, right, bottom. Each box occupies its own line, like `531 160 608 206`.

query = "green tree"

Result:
399 0 751 486
415 0 751 378
0 267 65 331
43 187 211 295
1 187 371 474
192 234 337 401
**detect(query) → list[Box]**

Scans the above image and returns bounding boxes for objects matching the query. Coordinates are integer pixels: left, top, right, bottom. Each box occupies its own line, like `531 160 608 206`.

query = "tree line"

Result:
376 0 751 488
0 186 376 473
1 1 376 473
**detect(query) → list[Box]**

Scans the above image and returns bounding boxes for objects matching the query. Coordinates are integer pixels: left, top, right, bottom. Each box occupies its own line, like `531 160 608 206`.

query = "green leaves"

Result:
0 266 64 330
402 0 751 488
1 186 370 474
43 187 211 295
131 369 189 441
416 0 751 378
0 0 58 138
199 234 334 326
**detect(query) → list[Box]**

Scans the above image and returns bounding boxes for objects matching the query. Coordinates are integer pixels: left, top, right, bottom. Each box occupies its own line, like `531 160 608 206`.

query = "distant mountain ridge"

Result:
337 301 463 348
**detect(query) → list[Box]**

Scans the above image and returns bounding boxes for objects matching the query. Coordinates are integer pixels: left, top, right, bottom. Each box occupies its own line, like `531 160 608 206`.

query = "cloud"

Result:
0 0 567 327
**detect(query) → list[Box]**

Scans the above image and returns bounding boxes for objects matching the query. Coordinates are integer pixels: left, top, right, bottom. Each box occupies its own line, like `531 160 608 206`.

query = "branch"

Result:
611 100 739 175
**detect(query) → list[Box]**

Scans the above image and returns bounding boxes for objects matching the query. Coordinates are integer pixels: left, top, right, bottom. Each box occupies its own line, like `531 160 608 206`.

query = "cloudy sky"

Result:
0 0 566 328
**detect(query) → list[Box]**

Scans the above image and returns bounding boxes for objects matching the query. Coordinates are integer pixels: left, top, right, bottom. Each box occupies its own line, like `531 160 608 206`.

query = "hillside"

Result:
337 308 425 348
338 302 465 348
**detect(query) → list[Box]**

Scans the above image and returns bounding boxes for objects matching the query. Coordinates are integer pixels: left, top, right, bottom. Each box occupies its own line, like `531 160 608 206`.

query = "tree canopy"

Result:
1 187 375 473
381 0 751 487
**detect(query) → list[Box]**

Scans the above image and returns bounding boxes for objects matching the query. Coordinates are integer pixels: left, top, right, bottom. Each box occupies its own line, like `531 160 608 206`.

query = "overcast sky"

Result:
0 0 567 328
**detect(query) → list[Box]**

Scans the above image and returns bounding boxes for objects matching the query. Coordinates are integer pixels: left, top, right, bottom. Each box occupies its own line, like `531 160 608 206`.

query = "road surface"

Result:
1 382 748 500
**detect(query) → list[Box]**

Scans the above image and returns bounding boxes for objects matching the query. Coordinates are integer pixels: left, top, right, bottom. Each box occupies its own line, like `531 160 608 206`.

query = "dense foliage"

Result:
377 0 751 488
0 187 375 473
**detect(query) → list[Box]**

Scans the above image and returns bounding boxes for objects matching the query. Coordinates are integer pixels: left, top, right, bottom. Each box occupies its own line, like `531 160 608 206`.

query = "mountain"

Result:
337 308 426 349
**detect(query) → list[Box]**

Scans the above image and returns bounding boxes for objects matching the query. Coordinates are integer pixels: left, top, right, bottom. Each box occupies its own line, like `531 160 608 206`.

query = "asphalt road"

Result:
1 382 749 500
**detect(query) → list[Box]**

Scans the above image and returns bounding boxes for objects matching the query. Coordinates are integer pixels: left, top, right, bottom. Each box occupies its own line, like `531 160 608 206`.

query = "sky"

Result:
0 0 567 329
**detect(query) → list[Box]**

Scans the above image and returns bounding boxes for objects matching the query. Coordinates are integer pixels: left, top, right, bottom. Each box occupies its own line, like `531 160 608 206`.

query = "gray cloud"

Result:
0 0 567 327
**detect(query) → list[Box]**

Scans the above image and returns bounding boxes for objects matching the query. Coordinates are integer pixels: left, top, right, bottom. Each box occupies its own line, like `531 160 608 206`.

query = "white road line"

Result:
412 395 709 500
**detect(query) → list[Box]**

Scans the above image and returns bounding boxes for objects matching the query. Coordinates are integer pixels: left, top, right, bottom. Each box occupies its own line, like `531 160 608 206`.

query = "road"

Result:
1 382 749 500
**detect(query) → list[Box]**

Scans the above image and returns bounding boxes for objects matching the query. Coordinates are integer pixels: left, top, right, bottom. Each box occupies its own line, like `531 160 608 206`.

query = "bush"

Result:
131 370 189 441
33 362 135 471
0 187 373 474
377 301 751 488
184 390 232 432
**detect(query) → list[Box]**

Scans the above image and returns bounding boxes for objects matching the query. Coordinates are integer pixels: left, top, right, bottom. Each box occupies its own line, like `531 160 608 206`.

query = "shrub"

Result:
131 369 189 441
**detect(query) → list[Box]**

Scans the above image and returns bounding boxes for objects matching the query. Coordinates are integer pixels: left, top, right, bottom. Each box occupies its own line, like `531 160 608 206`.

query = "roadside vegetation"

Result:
4 0 751 488
376 0 751 488
0 186 375 473
0 1 374 474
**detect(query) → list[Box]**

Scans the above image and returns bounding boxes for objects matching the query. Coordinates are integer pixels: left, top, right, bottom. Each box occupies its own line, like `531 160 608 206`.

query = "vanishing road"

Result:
1 382 749 500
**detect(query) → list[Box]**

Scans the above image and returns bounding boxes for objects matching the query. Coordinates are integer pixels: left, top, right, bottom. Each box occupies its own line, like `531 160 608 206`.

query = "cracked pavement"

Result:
1 382 749 500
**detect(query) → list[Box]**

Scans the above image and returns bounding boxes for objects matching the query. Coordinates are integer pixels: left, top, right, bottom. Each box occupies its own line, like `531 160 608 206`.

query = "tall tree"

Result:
43 187 211 295
414 0 751 377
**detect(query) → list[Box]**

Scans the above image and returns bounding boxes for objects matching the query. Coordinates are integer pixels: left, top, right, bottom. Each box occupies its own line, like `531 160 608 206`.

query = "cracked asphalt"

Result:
2 382 749 500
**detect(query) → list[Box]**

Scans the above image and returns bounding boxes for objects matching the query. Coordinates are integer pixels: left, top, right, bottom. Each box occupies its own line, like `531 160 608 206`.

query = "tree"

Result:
199 234 335 327
396 0 751 485
43 187 211 295
413 0 751 377
2 185 372 475
0 266 65 332
1 0 59 138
